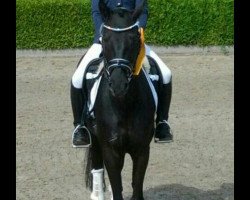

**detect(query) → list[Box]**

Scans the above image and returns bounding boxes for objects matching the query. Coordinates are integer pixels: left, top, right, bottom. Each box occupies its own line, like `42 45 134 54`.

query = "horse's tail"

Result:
83 147 106 192
84 147 93 191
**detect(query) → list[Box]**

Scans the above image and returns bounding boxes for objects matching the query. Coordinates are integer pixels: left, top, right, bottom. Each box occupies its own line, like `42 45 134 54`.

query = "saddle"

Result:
82 57 104 115
82 55 162 118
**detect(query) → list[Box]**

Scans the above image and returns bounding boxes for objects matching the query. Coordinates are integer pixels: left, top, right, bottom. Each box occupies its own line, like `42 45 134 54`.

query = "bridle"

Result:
105 58 133 81
102 21 139 32
101 21 140 82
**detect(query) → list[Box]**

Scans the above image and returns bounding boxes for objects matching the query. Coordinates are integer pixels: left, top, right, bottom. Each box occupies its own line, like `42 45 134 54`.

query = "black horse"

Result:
84 1 157 199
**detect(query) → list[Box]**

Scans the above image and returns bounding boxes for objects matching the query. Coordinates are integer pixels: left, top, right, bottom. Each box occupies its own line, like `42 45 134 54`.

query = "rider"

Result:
71 0 173 147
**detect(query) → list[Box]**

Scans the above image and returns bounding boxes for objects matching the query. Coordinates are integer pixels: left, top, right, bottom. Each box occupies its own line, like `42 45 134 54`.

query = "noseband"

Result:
101 21 140 81
106 58 133 80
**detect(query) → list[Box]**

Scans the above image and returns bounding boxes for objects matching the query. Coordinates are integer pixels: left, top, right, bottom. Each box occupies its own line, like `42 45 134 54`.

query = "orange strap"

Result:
134 28 145 75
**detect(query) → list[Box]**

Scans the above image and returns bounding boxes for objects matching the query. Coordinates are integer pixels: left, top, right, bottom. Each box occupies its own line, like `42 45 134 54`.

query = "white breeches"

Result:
72 43 103 88
71 43 172 88
145 44 172 84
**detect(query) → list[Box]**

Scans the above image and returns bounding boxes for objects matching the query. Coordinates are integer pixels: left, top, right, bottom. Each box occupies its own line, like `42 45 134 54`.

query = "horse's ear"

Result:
132 0 145 21
99 0 111 21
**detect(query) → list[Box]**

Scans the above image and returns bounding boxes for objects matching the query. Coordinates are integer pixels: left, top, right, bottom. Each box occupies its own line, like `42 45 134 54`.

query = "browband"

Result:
102 21 139 32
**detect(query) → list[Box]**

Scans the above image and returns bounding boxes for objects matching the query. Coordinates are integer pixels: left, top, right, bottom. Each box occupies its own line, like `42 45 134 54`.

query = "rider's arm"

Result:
136 0 148 29
91 0 103 43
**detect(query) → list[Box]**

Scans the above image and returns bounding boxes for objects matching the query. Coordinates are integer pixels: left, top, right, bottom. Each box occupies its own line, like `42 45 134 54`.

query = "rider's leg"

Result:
145 44 173 142
71 43 102 147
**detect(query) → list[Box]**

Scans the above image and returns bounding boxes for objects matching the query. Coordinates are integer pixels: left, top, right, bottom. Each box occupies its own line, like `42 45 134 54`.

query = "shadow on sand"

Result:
124 183 233 200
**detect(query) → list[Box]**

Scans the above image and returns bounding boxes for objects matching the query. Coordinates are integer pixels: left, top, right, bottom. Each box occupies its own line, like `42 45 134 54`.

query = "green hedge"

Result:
16 0 234 49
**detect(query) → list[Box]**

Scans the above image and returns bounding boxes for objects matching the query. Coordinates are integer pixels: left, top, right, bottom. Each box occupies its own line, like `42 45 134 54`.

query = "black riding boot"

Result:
155 80 173 143
70 82 90 147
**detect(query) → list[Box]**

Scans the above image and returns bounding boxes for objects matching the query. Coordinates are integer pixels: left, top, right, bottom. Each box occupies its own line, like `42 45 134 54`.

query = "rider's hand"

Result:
99 36 102 44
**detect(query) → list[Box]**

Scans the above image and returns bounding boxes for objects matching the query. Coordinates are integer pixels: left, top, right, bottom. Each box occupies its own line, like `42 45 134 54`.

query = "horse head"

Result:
99 0 145 98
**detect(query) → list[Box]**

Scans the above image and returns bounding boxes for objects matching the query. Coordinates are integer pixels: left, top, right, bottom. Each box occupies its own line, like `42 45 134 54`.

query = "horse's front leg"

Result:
130 146 150 200
103 146 125 200
89 135 105 200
